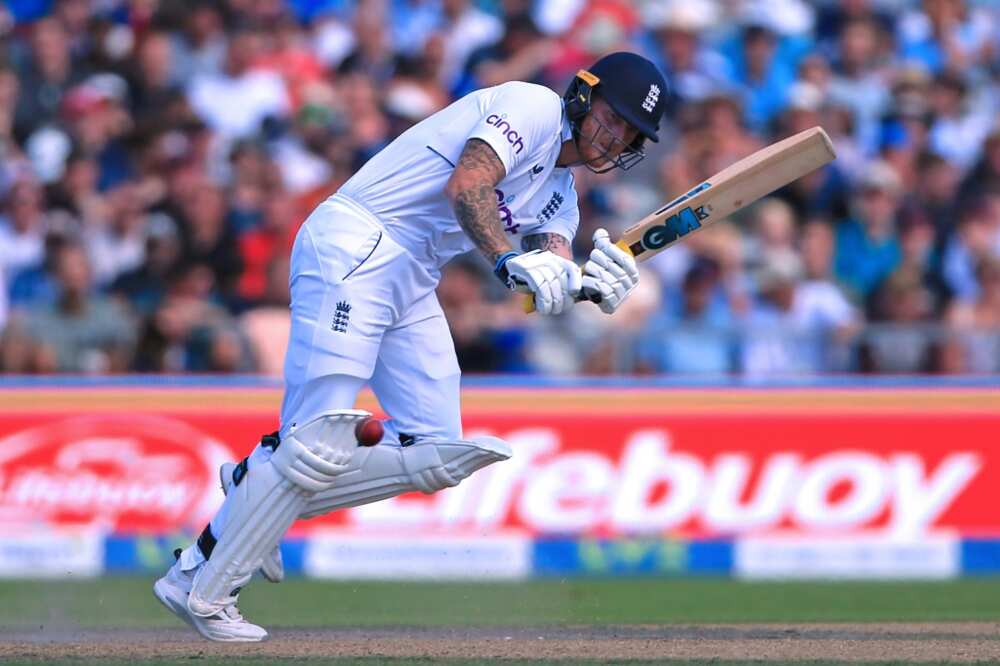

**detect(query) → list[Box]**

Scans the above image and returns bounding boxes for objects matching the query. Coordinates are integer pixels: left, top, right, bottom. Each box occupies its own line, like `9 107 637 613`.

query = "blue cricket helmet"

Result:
564 51 669 144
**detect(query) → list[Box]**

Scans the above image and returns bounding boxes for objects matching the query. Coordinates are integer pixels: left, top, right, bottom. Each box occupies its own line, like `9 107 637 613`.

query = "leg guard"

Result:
220 463 284 583
187 410 369 617
300 435 511 519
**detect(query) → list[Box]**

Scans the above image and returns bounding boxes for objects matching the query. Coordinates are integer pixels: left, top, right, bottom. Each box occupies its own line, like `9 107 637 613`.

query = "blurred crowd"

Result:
1 0 1000 377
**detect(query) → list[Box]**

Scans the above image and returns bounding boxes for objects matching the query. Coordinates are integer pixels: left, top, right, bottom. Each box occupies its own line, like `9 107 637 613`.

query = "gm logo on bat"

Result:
634 182 713 254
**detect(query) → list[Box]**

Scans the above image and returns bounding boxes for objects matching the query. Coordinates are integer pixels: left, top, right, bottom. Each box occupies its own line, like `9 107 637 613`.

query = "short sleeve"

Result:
467 82 562 175
535 193 579 243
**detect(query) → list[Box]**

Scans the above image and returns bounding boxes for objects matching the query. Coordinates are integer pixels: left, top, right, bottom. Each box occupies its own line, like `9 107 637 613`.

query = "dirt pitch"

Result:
3 623 999 662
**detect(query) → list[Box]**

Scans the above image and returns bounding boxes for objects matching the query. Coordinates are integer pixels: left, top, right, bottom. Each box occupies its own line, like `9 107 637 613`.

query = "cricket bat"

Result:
528 126 836 311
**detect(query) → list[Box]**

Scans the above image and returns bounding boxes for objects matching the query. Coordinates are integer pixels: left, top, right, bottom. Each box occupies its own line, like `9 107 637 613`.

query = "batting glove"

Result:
495 250 582 315
581 228 639 314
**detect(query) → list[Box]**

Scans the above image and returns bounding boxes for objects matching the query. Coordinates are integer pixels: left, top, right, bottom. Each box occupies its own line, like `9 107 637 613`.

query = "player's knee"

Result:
271 410 371 492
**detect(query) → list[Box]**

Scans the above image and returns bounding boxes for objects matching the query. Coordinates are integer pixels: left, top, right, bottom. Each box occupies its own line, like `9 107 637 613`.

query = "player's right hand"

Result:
496 250 582 315
581 228 639 314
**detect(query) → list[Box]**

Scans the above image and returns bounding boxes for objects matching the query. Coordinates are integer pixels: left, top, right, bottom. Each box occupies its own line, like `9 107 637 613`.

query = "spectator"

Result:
83 183 150 287
723 18 797 132
638 257 737 375
744 197 798 275
834 161 903 302
133 261 253 373
255 12 326 111
0 65 22 156
57 73 135 190
338 1 399 84
941 194 1000 303
45 150 111 224
111 212 182 317
859 271 939 373
958 125 1000 201
7 224 75 308
176 180 243 299
826 16 892 155
127 29 186 132
186 25 291 142
772 89 851 220
944 256 1000 373
0 265 7 334
173 1 228 79
336 71 391 164
914 151 961 248
268 98 340 195
797 219 860 369
437 0 503 93
458 12 555 95
897 0 995 76
741 246 856 377
815 0 895 55
437 259 519 373
7 241 134 373
12 17 85 141
926 71 995 171
640 0 731 113
236 192 297 307
896 206 948 313
0 178 47 282
6 1 1000 378
238 255 292 376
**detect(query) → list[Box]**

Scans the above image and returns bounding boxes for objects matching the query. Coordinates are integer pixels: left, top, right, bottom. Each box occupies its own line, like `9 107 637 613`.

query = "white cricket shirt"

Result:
337 81 579 275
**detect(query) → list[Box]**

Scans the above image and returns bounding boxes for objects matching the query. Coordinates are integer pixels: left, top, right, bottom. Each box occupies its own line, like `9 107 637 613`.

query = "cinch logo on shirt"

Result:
495 188 518 234
642 84 660 113
486 114 525 154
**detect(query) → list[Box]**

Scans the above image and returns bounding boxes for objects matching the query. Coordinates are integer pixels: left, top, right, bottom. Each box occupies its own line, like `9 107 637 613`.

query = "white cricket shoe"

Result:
220 462 285 583
153 551 268 643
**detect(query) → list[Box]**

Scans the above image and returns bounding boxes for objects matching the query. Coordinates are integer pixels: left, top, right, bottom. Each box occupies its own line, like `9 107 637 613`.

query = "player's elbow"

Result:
444 171 489 206
443 173 464 204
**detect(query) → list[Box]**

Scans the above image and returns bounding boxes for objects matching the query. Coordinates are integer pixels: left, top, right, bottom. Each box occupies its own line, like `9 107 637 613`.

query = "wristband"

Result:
493 251 520 289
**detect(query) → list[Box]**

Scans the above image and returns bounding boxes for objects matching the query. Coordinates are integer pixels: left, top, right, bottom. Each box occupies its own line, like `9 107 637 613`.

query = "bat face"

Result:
526 127 836 312
628 182 712 256
619 127 836 261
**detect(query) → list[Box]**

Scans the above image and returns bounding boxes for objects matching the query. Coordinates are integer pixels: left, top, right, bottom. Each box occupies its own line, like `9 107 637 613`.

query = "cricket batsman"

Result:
154 51 667 641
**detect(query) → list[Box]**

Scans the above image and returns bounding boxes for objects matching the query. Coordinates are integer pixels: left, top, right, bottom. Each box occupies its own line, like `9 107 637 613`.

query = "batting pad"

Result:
188 410 370 617
300 435 512 519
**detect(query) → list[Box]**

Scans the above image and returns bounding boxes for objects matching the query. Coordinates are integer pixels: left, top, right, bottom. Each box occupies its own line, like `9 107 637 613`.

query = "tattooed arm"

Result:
522 233 573 261
444 138 510 265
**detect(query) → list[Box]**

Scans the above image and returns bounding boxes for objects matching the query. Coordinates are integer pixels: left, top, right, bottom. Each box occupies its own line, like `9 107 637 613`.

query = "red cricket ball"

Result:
355 417 384 447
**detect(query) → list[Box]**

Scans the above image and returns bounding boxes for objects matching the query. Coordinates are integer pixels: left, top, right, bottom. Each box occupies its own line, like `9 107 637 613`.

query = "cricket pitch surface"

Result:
3 623 1000 663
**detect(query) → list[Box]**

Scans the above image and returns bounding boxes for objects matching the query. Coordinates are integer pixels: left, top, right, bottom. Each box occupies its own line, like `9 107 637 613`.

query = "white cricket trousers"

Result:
185 193 464 560
279 193 463 443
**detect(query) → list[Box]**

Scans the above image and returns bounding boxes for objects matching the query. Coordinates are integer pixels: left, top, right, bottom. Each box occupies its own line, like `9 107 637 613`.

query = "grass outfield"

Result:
5 578 999 665
0 661 988 666
3 577 1000 627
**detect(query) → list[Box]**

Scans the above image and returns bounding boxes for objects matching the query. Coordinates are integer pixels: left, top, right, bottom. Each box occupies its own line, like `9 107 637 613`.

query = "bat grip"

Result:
523 286 602 313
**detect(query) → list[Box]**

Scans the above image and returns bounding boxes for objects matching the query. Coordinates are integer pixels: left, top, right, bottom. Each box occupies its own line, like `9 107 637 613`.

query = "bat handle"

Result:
523 286 602 313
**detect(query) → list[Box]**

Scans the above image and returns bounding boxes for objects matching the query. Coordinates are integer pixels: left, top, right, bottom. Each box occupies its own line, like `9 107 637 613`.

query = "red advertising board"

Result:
0 386 997 538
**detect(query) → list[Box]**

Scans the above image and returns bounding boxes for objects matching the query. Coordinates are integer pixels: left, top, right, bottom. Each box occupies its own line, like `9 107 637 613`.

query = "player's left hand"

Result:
581 228 639 314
